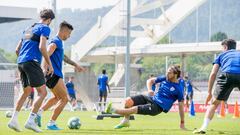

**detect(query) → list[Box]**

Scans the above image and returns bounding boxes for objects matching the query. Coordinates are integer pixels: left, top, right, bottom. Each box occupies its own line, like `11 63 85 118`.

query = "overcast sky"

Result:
0 0 119 10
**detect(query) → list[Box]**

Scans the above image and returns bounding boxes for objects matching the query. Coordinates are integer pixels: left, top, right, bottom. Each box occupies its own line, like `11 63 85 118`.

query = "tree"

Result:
210 32 228 42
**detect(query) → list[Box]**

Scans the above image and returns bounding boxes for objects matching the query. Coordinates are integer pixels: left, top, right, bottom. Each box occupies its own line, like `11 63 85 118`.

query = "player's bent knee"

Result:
125 98 134 108
211 99 221 106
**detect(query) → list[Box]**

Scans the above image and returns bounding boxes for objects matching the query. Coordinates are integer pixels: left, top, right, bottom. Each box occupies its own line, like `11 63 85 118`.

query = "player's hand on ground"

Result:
205 93 212 105
180 123 187 130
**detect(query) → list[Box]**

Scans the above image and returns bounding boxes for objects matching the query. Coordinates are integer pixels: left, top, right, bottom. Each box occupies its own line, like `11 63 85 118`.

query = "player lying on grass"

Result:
106 65 186 130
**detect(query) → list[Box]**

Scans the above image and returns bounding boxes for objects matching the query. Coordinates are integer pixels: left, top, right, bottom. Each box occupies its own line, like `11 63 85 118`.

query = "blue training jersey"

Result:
152 75 184 113
98 74 108 91
214 50 240 74
66 81 75 94
178 78 185 93
185 80 193 93
49 36 64 78
18 23 51 64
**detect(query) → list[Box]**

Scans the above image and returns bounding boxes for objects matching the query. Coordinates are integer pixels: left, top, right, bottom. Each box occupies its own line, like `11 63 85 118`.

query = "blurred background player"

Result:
184 75 201 109
105 66 186 130
66 76 77 111
97 69 110 112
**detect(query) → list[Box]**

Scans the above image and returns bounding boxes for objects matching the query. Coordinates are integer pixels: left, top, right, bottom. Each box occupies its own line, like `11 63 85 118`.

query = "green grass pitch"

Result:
0 111 240 135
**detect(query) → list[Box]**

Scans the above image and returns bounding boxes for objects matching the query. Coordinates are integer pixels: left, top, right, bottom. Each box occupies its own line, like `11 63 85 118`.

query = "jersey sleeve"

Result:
40 25 50 39
155 75 166 83
177 87 184 102
213 53 221 66
50 38 60 48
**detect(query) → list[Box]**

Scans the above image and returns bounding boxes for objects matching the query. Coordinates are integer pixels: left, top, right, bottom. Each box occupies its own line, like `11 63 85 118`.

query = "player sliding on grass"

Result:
36 21 85 130
106 65 186 129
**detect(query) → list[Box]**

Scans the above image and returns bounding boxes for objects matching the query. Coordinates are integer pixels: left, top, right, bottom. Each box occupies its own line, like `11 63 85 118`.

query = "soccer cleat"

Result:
105 102 113 114
8 120 22 132
193 129 206 134
114 122 130 129
25 122 42 133
35 114 42 127
47 124 62 130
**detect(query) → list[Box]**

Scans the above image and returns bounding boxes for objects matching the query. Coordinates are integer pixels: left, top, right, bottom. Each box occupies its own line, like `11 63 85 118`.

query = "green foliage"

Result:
0 48 17 63
157 35 172 44
185 54 213 80
91 63 115 78
210 32 228 42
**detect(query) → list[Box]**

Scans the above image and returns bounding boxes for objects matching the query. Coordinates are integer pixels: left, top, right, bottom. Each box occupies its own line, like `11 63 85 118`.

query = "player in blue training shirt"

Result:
8 9 55 133
106 66 186 130
35 21 85 130
66 76 77 111
97 69 111 112
194 39 240 134
184 75 201 109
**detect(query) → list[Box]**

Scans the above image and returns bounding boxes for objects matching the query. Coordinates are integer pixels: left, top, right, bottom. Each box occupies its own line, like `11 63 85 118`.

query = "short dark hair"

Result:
40 9 55 20
59 21 74 30
102 69 106 74
221 39 236 50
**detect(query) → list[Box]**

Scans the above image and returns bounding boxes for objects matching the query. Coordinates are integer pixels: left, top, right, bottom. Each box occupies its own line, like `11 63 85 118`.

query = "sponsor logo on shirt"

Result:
170 87 175 91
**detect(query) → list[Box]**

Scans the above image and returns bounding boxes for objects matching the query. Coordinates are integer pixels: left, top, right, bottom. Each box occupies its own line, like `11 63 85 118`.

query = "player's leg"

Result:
103 91 107 111
114 95 163 129
186 94 190 109
194 73 234 134
99 92 103 111
24 61 46 132
36 92 59 127
47 78 68 130
8 64 31 132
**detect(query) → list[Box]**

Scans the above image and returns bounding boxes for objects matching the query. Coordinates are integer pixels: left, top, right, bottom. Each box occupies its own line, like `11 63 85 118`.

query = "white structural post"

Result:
125 0 131 97
51 0 57 35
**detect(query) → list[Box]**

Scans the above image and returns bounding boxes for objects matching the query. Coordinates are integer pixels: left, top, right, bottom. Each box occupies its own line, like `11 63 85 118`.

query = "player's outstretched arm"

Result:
15 40 22 56
178 101 187 130
205 64 219 105
64 54 86 72
146 77 156 96
39 36 53 75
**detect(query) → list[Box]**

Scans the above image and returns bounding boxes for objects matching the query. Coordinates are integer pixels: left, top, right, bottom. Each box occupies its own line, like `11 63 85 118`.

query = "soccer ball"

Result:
67 117 81 129
5 111 13 118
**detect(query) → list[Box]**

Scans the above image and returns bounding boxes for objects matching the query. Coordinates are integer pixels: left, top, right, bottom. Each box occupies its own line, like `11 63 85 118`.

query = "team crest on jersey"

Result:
170 87 175 91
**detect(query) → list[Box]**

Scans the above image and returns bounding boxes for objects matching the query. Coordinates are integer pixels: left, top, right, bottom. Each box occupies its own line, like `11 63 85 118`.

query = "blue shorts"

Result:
99 90 107 97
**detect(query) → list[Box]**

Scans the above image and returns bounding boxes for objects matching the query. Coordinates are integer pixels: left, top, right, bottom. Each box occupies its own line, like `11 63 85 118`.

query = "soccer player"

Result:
184 76 201 108
36 21 85 130
8 9 55 132
193 39 240 134
105 66 186 129
97 69 110 112
66 76 77 111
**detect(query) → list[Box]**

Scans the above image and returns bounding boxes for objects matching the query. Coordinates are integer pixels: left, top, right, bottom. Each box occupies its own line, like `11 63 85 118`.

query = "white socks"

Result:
48 120 56 126
27 112 37 123
200 117 211 131
121 117 129 124
11 111 19 122
37 109 43 116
